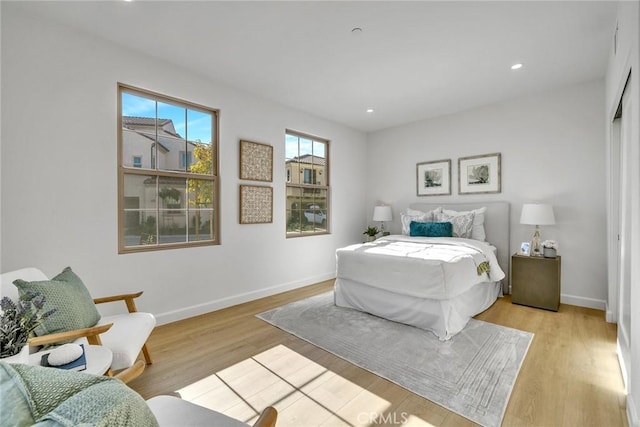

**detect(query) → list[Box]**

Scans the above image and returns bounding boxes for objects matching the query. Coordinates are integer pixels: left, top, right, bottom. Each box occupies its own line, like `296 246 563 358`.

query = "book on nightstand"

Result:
41 344 87 372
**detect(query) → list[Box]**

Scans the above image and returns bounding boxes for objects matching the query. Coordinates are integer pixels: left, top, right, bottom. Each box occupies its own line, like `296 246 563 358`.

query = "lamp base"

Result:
531 226 543 257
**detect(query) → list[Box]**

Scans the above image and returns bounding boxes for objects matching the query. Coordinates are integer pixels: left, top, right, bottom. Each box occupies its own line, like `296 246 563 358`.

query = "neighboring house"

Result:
122 116 196 171
285 154 328 227
121 116 198 244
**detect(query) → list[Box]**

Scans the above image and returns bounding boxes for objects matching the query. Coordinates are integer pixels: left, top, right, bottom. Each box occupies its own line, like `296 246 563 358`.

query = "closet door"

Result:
617 82 632 387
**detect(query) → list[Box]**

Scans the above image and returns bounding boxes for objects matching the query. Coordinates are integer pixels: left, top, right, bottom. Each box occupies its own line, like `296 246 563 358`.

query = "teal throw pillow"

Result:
13 267 101 337
409 221 453 237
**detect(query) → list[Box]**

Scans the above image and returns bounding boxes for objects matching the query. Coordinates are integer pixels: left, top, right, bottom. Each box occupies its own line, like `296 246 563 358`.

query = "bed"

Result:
334 201 510 340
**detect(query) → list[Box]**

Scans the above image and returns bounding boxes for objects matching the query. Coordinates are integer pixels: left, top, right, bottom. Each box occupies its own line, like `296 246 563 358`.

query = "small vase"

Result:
367 235 376 242
1 345 30 365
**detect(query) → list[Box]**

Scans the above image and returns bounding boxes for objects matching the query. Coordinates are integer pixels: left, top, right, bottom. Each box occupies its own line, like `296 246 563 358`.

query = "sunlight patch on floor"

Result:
174 344 433 426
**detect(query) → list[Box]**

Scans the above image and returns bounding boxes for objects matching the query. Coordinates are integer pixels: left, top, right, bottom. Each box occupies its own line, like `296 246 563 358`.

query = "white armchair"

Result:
0 267 155 371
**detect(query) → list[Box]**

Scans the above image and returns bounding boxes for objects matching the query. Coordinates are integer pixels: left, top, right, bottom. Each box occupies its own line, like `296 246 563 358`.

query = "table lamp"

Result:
520 203 555 256
372 205 393 236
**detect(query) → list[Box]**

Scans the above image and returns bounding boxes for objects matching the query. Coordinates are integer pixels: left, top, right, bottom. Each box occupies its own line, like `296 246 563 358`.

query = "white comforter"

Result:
336 235 505 300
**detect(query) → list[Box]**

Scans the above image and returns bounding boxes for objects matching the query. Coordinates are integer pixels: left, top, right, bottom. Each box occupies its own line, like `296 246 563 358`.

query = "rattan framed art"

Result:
239 185 273 224
239 139 273 182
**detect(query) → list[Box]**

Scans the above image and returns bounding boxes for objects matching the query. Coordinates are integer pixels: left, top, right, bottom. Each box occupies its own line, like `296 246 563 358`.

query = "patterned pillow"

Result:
13 267 101 337
442 207 487 241
409 221 453 237
401 213 426 235
401 207 442 235
437 211 475 239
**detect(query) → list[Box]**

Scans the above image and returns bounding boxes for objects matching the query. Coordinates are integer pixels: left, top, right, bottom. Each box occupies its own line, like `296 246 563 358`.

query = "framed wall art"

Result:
239 185 273 224
239 139 273 182
458 153 501 194
416 159 451 196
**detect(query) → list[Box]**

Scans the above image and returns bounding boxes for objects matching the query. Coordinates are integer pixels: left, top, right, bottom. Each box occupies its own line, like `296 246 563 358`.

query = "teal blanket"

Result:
0 362 158 427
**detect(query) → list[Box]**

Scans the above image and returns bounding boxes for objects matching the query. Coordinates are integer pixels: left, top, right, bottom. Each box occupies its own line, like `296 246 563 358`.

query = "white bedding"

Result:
334 278 500 340
336 235 505 300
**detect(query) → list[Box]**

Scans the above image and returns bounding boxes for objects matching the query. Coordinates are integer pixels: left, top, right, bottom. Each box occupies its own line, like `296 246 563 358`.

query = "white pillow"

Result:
401 207 442 235
401 212 427 235
437 211 475 239
442 207 487 241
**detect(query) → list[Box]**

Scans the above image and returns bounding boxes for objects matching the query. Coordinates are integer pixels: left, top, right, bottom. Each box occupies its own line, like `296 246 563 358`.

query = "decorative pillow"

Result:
401 212 426 235
437 211 475 239
442 207 487 241
401 207 442 235
13 267 101 337
409 221 453 238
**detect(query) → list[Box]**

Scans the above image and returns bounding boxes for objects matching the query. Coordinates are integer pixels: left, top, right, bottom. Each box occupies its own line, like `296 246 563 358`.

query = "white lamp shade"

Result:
520 204 555 225
372 205 393 222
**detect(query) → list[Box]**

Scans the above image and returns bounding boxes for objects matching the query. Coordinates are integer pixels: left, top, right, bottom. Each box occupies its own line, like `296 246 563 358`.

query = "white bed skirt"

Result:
334 279 501 340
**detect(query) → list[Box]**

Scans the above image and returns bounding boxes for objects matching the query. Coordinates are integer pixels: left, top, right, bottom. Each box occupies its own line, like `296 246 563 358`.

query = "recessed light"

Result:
351 27 363 35
366 108 374 113
511 63 523 70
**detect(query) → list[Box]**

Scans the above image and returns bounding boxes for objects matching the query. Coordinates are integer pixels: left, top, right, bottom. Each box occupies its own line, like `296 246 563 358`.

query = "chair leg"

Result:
142 344 153 365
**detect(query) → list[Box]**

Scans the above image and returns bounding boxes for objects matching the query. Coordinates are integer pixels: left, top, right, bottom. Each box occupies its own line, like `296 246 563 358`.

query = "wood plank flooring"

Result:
130 281 628 426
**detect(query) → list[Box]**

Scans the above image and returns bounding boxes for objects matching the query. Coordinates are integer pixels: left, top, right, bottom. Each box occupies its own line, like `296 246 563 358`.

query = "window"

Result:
285 130 329 237
118 84 219 252
180 151 193 169
303 168 318 184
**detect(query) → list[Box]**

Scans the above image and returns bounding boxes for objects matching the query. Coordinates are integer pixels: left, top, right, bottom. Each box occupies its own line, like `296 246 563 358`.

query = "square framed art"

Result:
239 139 273 182
458 153 501 194
239 185 273 224
416 159 451 196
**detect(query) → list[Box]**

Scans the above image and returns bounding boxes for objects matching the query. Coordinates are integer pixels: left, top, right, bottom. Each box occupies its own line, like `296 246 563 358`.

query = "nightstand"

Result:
511 254 561 311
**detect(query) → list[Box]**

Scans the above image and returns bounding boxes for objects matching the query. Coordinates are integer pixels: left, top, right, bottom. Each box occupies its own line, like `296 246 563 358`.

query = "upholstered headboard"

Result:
409 201 511 292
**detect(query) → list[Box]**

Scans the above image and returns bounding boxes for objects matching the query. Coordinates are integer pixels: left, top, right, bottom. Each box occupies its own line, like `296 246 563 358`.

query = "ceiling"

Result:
12 1 618 132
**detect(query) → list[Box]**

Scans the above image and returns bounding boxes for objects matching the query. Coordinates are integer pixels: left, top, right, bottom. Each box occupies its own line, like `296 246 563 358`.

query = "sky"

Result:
122 92 212 143
123 91 326 158
285 133 325 160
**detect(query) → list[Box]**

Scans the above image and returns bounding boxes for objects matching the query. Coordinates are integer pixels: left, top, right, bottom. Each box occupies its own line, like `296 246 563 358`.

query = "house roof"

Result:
122 116 182 138
123 116 199 150
286 154 326 166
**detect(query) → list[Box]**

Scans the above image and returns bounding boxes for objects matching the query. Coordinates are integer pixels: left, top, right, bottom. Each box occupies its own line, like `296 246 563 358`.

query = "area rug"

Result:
257 292 533 427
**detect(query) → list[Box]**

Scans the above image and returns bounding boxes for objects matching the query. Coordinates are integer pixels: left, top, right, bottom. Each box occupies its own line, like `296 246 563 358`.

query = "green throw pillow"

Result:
13 267 101 337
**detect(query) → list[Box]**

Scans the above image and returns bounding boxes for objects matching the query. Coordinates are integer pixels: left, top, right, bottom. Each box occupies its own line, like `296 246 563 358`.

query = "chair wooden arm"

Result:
93 291 143 313
27 323 113 347
93 291 154 366
253 406 278 427
115 360 145 384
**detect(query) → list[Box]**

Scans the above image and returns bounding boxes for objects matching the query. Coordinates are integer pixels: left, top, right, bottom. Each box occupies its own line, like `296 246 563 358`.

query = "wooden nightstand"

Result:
511 254 561 311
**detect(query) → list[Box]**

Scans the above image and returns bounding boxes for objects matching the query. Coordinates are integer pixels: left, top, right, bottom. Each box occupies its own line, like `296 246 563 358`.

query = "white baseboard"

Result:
605 302 616 323
155 272 336 325
560 293 606 311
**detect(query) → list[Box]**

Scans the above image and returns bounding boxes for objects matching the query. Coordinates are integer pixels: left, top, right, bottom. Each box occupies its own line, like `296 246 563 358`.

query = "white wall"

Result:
0 6 368 324
366 80 607 309
605 2 640 426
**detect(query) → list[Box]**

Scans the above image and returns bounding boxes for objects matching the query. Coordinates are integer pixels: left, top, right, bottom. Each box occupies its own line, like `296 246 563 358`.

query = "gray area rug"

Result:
257 292 533 427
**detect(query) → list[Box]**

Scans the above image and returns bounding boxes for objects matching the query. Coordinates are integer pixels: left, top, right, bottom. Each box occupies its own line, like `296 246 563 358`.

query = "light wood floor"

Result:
130 281 628 426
